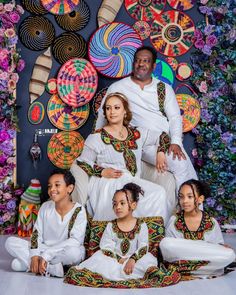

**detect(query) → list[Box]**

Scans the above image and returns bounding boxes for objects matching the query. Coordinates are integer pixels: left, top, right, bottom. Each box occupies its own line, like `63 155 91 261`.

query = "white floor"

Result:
0 234 236 295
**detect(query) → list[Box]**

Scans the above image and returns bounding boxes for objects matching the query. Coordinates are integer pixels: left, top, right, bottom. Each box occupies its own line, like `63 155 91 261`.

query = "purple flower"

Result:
7 199 16 210
206 198 216 207
204 25 215 36
202 44 212 55
194 29 203 39
0 154 7 165
0 130 10 142
9 11 20 24
216 204 223 211
221 132 233 145
201 109 212 122
217 188 225 195
0 204 6 210
195 39 205 49
0 216 4 225
206 34 218 47
199 6 212 15
8 36 18 47
16 59 25 72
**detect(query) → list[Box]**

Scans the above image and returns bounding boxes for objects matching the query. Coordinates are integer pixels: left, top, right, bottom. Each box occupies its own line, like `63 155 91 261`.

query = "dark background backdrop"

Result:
16 0 203 199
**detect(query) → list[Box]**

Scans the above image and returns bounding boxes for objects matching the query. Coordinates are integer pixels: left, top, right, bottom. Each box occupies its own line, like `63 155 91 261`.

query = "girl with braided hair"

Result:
75 182 160 280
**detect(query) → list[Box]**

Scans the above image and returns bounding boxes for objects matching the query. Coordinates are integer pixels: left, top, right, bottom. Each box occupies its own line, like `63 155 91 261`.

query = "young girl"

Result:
75 183 159 280
5 170 87 278
160 179 235 277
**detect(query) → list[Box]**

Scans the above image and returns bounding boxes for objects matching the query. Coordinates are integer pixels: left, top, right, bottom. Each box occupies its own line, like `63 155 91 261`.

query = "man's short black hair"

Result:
134 46 157 64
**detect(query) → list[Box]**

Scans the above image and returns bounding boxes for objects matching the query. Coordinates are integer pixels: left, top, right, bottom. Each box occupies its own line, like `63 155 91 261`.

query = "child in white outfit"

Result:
5 169 87 277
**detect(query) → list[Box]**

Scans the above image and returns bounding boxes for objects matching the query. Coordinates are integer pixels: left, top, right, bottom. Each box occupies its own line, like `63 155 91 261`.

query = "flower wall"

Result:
0 0 24 234
191 0 235 225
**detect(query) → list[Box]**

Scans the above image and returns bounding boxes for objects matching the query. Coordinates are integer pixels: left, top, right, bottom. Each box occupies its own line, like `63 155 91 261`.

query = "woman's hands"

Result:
101 168 123 178
156 151 168 173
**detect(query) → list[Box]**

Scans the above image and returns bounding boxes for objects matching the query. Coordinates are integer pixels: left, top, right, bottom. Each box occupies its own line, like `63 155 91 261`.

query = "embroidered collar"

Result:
96 126 140 176
112 219 142 240
174 211 214 240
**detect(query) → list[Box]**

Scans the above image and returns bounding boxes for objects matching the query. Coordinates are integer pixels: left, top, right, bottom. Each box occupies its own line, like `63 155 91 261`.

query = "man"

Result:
94 46 197 210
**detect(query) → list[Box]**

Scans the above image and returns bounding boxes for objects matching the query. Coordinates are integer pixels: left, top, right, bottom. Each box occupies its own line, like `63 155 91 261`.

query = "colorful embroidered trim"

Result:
174 211 215 240
68 207 82 238
130 246 148 262
157 82 167 117
157 132 170 153
30 228 38 249
99 127 140 176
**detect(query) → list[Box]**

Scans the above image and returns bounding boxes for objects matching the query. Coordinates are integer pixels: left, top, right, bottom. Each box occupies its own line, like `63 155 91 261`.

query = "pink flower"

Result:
199 81 208 93
194 29 203 40
10 73 19 83
4 28 15 38
200 0 209 4
0 28 4 36
16 5 24 15
206 34 218 47
192 148 198 158
3 193 12 200
0 130 10 142
194 39 205 49
4 3 14 12
7 157 15 164
17 59 25 72
9 11 20 23
2 212 11 222
8 79 16 92
0 71 8 79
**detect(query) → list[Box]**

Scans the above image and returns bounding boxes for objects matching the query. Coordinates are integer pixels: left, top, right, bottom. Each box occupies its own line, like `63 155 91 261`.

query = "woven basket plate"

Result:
47 131 84 169
57 58 98 108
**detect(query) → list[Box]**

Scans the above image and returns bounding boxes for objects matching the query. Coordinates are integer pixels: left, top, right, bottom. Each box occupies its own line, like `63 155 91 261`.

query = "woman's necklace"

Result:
119 127 125 138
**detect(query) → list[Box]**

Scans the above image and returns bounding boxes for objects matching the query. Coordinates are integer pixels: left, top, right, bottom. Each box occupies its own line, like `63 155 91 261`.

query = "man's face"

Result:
133 49 155 81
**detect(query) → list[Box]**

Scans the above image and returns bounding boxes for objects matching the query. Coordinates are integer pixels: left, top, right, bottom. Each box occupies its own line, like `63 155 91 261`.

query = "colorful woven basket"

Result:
21 0 48 15
152 58 175 86
92 87 108 117
57 58 98 108
88 22 142 78
125 0 166 21
133 21 151 40
47 94 90 131
150 10 195 57
175 83 200 132
176 62 193 81
45 78 58 94
165 57 178 71
28 102 45 125
52 32 87 64
167 0 195 11
47 131 84 169
41 0 80 15
55 0 90 31
19 16 55 51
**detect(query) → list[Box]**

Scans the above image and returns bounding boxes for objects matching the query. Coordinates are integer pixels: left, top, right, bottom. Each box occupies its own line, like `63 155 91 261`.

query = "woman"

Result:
76 92 169 222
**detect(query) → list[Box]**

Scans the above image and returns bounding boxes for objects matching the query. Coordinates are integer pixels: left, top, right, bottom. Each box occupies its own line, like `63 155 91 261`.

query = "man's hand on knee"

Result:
168 144 186 161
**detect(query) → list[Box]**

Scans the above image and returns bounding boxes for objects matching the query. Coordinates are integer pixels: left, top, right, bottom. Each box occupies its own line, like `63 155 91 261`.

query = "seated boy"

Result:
5 169 87 277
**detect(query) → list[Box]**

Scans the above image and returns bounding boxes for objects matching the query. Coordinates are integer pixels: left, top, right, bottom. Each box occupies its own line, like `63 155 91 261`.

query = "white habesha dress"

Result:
160 211 236 276
77 219 158 280
76 126 169 223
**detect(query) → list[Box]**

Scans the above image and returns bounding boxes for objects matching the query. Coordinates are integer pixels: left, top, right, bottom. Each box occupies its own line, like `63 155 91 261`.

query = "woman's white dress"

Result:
77 126 169 222
77 219 158 280
160 211 236 276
